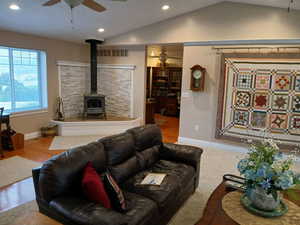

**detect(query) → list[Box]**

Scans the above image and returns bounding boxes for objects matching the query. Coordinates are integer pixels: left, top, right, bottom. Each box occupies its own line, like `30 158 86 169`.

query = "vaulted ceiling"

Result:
0 0 298 43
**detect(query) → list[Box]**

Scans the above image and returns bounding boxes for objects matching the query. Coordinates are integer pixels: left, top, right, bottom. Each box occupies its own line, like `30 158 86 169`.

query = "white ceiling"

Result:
0 0 298 44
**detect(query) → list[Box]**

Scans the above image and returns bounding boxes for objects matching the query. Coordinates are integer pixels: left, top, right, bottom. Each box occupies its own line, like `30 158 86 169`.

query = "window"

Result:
0 46 47 113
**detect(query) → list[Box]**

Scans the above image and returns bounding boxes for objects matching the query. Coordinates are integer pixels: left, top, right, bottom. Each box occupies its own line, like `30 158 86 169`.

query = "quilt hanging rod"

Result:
212 46 300 54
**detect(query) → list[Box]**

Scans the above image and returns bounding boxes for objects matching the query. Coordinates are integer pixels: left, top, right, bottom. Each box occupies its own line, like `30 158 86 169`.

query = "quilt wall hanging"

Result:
216 54 300 148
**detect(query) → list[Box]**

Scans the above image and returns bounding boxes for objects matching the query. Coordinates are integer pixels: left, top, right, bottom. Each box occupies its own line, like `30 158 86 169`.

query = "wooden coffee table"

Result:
195 181 300 225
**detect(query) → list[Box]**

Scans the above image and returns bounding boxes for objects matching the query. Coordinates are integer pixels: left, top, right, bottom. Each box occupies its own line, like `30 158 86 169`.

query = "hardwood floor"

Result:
155 114 179 143
0 115 179 219
1 137 64 162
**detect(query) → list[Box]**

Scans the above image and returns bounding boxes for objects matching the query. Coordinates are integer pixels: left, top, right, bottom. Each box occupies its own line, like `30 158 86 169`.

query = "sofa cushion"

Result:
110 156 141 184
39 142 106 203
49 196 128 225
136 146 160 170
99 132 135 166
124 192 159 225
122 160 195 209
127 125 162 152
49 192 158 225
82 162 111 209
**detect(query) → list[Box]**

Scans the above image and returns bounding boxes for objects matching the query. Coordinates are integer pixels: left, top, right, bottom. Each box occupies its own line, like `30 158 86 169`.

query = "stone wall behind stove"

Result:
59 62 133 118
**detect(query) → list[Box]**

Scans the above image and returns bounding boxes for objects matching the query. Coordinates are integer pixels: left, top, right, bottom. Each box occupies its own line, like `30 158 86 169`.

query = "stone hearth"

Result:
58 61 135 119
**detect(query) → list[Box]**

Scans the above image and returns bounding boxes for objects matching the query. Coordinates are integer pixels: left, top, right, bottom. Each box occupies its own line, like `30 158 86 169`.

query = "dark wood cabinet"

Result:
146 67 182 117
145 99 156 124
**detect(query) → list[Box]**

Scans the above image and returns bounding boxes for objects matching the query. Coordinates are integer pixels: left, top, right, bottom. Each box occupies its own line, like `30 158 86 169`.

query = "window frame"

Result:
0 46 48 114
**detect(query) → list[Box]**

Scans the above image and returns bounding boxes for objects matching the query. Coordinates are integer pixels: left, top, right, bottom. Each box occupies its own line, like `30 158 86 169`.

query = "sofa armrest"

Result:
32 167 41 199
160 143 203 168
160 143 203 188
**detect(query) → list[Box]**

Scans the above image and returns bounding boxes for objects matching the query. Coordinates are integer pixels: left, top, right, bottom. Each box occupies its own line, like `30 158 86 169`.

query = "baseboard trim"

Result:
24 131 41 140
178 137 248 153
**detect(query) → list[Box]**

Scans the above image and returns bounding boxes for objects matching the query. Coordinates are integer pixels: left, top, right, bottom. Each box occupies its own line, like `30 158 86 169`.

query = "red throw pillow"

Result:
82 162 111 209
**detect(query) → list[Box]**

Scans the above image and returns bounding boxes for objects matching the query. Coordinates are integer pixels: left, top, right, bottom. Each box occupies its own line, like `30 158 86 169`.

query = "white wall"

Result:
104 2 300 143
180 46 221 141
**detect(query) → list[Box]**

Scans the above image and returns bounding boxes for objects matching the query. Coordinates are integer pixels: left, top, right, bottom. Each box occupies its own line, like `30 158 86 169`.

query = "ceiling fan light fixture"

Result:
162 4 170 11
98 28 105 33
9 3 20 10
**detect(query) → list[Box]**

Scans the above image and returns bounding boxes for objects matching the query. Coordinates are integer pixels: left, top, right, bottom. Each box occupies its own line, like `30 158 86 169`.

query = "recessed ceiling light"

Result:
98 28 105 33
162 5 170 11
9 3 20 10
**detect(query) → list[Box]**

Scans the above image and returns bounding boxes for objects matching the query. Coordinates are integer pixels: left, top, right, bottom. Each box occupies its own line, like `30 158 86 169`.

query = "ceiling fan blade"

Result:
82 0 106 12
43 0 61 6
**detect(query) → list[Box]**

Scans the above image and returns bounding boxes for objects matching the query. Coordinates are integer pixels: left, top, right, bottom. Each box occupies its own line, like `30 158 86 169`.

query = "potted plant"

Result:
238 139 300 214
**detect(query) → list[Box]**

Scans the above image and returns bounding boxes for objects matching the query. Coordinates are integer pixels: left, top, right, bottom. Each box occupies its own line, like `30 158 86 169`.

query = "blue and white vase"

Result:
247 187 280 211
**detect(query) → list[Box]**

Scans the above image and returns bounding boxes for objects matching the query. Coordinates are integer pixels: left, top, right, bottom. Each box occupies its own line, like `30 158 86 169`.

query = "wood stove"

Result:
83 94 106 118
84 39 106 119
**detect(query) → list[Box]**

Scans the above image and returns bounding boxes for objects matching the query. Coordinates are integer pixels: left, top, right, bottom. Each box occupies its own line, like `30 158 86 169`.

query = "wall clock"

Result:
190 65 206 91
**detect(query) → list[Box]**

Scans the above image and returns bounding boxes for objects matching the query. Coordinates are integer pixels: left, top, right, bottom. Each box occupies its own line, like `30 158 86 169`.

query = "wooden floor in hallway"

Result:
0 114 180 221
154 113 179 143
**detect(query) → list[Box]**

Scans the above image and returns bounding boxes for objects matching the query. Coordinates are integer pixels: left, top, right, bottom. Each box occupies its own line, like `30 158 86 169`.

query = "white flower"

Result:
247 139 253 144
265 139 279 150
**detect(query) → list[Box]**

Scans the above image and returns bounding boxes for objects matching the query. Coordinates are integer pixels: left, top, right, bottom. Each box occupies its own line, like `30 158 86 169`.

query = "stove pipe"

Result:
85 39 103 94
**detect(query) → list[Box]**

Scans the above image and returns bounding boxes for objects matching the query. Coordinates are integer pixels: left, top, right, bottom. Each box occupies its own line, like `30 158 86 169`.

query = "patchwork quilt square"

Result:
235 91 251 108
233 110 249 127
292 95 300 113
290 114 300 135
271 94 289 111
255 74 271 89
251 111 267 129
253 92 269 109
273 75 291 91
270 113 288 130
236 74 252 89
295 75 300 92
290 115 300 129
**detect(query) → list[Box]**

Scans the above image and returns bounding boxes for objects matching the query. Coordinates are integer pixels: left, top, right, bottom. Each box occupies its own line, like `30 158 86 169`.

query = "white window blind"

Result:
0 46 47 113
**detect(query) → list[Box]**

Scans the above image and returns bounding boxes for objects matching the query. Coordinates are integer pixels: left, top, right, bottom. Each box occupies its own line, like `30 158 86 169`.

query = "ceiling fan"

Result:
149 48 182 65
43 0 127 13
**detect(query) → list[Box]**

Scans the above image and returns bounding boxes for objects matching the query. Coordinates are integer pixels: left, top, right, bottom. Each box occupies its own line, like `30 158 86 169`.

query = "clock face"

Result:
193 70 202 79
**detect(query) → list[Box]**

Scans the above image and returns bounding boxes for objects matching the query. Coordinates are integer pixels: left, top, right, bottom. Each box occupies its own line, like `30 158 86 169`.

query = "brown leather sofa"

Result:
32 125 203 225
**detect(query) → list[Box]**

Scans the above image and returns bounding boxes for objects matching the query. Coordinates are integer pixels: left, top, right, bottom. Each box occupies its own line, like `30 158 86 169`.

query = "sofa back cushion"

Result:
136 145 160 169
39 142 106 203
99 132 135 166
109 156 140 184
126 125 162 152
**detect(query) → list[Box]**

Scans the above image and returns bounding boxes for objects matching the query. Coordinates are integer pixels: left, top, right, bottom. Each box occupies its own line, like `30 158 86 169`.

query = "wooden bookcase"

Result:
146 67 182 117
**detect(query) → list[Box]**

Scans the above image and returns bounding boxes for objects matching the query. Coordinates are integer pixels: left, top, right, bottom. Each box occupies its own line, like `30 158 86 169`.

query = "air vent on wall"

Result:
98 49 128 57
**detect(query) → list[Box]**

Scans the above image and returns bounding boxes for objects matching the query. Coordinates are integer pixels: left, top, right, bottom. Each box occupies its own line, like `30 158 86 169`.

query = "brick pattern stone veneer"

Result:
60 65 132 118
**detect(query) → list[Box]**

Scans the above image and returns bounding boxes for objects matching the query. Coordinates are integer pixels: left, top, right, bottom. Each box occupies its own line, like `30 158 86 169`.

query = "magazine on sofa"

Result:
140 173 166 185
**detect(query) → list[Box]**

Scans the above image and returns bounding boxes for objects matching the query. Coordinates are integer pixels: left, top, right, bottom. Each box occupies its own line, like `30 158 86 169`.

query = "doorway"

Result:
145 44 183 143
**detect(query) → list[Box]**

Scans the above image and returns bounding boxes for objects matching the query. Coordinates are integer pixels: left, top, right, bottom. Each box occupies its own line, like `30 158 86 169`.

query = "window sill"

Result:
10 109 48 118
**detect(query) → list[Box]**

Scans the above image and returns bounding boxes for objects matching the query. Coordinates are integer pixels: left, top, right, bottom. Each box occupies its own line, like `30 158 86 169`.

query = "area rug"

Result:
1 147 299 225
0 156 40 188
49 135 108 150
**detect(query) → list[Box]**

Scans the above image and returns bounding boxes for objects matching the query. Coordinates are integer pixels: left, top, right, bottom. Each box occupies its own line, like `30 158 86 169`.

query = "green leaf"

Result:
271 190 278 201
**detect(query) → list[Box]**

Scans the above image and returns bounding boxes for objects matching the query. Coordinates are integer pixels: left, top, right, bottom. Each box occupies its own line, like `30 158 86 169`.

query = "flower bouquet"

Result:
238 139 300 216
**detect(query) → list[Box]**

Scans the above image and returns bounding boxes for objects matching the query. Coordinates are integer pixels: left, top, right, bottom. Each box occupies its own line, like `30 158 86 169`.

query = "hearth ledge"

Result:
51 118 142 136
